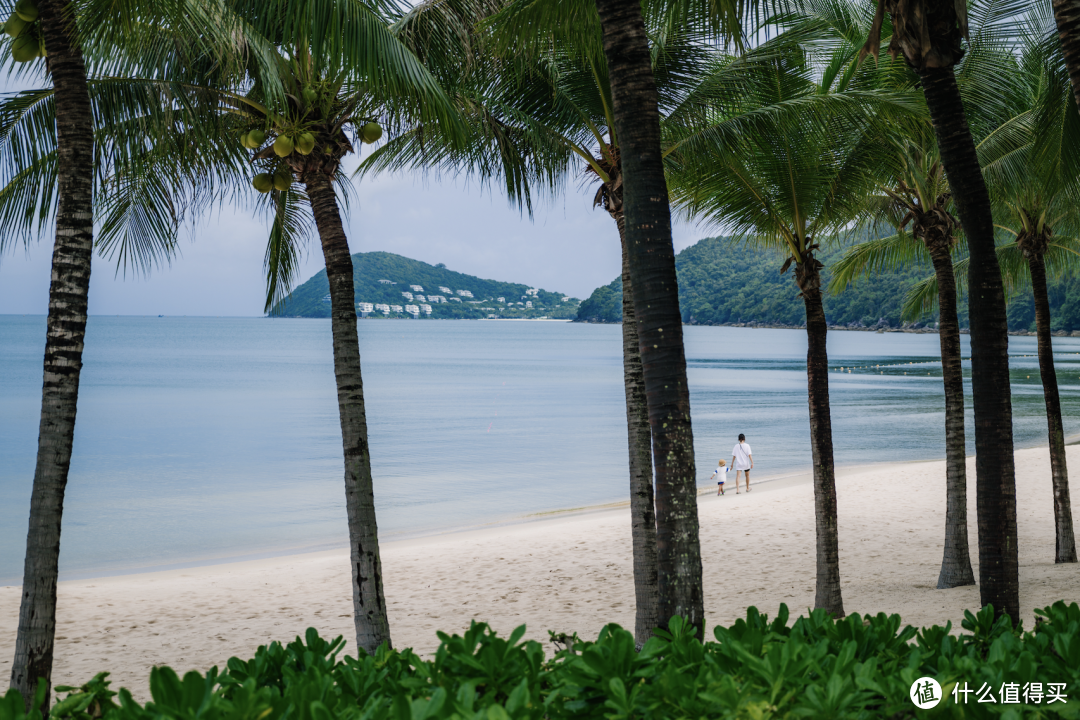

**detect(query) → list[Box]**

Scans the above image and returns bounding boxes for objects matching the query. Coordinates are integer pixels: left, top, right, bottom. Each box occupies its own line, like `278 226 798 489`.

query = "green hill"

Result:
271 252 580 319
577 235 1080 332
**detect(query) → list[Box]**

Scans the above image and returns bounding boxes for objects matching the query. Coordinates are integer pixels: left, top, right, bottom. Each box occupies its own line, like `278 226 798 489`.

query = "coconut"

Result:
5 14 27 37
247 129 266 147
240 132 255 149
273 135 294 157
302 87 318 104
273 169 292 192
11 32 37 62
296 132 316 155
14 0 37 22
252 173 274 193
361 122 383 144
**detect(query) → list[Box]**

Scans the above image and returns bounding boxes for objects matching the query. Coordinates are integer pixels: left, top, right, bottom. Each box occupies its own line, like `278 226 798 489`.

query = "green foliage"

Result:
14 603 1080 720
581 234 1080 331
272 251 579 320
577 235 933 329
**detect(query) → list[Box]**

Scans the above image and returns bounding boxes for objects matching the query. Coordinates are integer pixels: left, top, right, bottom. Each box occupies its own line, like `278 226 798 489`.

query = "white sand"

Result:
2 445 1079 698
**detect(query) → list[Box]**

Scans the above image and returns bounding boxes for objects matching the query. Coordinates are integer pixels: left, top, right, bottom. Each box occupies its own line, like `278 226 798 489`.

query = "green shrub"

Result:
3 603 1079 720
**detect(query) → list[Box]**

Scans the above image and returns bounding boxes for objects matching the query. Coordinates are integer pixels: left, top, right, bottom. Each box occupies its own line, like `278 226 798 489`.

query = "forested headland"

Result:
271 251 580 319
576 236 1080 333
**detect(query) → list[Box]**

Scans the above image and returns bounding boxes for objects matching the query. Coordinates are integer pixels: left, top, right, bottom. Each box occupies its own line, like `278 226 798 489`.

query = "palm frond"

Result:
827 232 926 293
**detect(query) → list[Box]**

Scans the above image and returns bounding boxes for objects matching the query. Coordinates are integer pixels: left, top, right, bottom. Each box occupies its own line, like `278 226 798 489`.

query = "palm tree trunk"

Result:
1053 0 1080 114
918 66 1019 621
799 271 844 618
1028 253 1078 563
303 174 390 653
594 0 704 637
10 0 95 711
928 246 976 588
616 216 659 648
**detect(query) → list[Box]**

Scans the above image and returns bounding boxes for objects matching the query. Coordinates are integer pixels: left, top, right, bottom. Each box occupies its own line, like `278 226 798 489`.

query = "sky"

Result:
0 93 707 317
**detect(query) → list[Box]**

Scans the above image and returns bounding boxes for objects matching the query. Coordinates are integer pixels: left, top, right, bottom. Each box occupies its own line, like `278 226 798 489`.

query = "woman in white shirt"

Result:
731 434 753 493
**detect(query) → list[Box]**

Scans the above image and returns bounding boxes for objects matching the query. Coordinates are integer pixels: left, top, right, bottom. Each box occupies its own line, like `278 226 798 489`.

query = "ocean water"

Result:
2 315 1080 584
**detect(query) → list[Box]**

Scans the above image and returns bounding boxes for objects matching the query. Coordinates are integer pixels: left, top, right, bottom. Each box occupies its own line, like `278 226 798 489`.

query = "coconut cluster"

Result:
243 81 384 193
4 0 45 63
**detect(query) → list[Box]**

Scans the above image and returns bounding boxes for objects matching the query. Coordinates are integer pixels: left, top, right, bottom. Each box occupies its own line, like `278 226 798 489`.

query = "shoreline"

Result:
0 459 910 587
3 445 1064 587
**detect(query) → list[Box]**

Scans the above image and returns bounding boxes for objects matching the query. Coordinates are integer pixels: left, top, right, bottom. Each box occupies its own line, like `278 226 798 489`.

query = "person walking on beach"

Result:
731 434 753 493
710 459 728 495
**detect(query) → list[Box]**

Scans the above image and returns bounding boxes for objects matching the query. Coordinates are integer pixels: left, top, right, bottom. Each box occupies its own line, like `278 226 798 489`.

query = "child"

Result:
710 459 728 495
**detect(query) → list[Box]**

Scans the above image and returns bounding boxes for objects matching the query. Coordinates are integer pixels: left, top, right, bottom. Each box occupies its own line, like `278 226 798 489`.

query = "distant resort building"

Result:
467 300 482 304
357 302 374 317
375 303 391 315
562 297 571 302
402 291 414 300
405 304 420 318
497 297 505 303
525 301 533 308
322 294 331 303
410 285 424 292
420 304 432 315
379 279 396 285
439 286 451 294
449 297 462 303
456 289 474 298
427 295 446 303
525 288 539 296
390 304 403 313
415 295 426 302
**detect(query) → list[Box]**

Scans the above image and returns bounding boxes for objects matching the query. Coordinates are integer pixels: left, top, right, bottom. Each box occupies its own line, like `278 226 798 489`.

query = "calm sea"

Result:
2 316 1079 584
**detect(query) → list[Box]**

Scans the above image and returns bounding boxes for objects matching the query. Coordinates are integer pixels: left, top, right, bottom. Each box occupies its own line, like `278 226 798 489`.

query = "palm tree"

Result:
829 136 976 589
7 0 96 709
863 0 1021 622
369 0 666 645
978 16 1079 564
2 0 281 704
666 21 922 617
183 2 461 653
592 0 705 637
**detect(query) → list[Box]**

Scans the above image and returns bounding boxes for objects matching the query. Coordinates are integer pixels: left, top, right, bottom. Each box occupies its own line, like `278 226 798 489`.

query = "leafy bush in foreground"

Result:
3 602 1079 719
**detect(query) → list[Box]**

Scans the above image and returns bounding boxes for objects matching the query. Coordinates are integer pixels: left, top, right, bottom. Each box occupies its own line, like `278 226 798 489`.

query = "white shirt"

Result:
732 442 752 470
713 465 728 481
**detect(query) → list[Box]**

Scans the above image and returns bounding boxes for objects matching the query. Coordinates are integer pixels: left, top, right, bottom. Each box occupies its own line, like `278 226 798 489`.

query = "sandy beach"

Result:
3 445 1079 698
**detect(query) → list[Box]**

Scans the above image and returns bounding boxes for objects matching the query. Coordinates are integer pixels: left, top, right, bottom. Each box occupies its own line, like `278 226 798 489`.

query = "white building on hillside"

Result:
390 304 403 313
410 285 424 292
439 286 452 294
379 279 396 284
497 297 505 303
450 297 462 303
525 288 539 296
420 304 432 315
456 289 474 298
357 302 374 316
415 295 426 302
427 295 445 303
375 303 391 315
562 297 571 302
405 304 420 318
525 301 533 308
401 291 414 300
